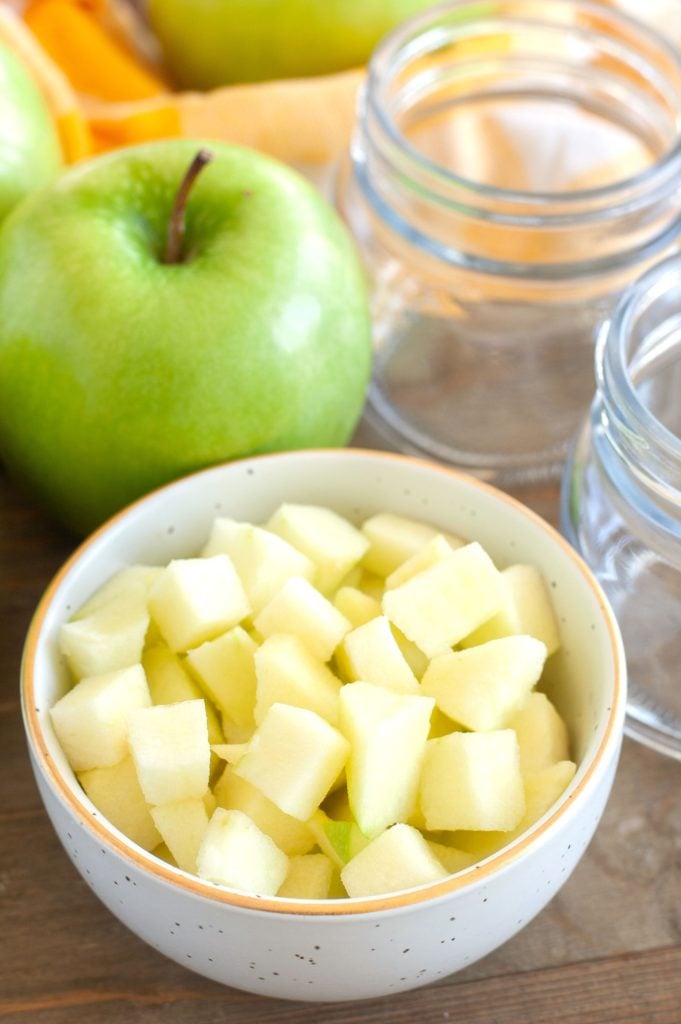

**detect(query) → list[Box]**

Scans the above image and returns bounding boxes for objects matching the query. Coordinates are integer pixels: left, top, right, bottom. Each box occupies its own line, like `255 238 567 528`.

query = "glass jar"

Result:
562 253 681 759
337 0 681 485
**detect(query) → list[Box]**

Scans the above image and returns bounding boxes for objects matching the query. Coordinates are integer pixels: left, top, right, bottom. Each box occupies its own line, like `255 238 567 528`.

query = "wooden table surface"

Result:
1 435 680 1024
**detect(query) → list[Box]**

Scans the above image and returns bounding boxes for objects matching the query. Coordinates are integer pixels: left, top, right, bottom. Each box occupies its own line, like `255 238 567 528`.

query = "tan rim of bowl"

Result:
21 449 625 916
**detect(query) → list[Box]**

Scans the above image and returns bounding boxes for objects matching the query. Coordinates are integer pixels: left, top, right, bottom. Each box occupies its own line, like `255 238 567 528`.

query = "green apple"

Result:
0 41 62 222
0 140 372 534
147 0 436 89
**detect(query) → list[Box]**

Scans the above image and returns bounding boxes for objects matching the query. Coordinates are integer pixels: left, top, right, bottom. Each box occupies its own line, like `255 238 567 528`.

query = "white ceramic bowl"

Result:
21 449 626 1002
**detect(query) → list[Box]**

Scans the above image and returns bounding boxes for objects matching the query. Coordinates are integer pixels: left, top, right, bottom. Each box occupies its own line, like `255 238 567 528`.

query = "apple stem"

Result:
164 149 214 265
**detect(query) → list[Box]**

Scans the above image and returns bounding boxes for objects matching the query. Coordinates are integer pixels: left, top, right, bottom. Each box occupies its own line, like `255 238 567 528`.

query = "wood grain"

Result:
1 461 680 1024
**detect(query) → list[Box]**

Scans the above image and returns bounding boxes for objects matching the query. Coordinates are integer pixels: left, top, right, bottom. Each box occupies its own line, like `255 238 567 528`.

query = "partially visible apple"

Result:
147 0 435 89
0 140 372 534
0 41 62 222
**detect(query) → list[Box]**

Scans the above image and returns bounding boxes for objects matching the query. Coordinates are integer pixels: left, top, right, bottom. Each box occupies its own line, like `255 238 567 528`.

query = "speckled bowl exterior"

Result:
21 450 626 1002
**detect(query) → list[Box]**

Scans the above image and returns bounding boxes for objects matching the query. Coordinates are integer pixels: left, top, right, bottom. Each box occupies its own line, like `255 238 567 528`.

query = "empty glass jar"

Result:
562 253 681 759
337 0 681 484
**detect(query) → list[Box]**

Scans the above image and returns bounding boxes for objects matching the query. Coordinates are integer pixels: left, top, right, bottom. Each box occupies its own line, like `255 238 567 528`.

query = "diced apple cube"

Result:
337 616 419 694
421 636 547 731
507 691 570 772
333 586 381 629
149 556 251 653
429 708 462 739
426 840 479 875
234 703 349 821
142 644 224 746
74 565 161 619
522 760 576 827
461 564 560 655
128 699 209 805
328 872 349 899
363 513 438 577
341 823 448 898
361 512 465 577
382 542 505 657
253 576 350 662
307 809 369 868
153 842 177 867
339 682 434 838
213 763 315 855
277 853 335 899
360 512 466 577
220 717 255 745
211 742 248 765
59 597 150 681
50 664 150 771
202 517 316 613
254 633 341 725
150 797 210 875
78 755 160 851
267 503 369 595
196 808 289 895
185 626 257 731
385 535 463 589
392 626 429 679
420 730 525 832
448 759 577 860
143 643 201 704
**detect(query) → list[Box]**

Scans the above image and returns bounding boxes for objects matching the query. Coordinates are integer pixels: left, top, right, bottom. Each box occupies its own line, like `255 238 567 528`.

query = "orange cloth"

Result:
23 0 166 102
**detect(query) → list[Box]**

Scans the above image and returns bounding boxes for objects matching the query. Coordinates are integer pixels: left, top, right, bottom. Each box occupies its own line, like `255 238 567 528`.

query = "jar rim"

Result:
351 146 681 279
367 0 681 210
599 252 681 465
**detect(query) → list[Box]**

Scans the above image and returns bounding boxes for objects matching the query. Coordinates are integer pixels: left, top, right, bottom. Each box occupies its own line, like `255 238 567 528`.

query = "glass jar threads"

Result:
338 0 681 484
562 253 681 759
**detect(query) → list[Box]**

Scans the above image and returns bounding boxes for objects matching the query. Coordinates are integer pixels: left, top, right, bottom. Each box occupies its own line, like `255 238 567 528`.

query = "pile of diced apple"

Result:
50 504 575 900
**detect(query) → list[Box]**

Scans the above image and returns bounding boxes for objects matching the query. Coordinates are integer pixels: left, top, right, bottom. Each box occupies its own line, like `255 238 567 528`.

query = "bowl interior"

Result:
23 449 624 904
